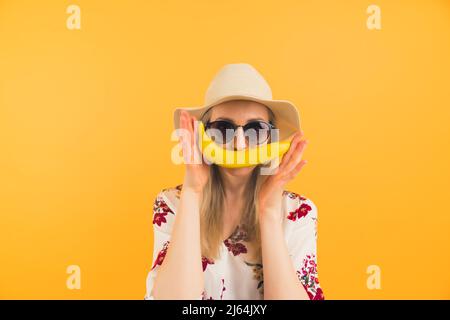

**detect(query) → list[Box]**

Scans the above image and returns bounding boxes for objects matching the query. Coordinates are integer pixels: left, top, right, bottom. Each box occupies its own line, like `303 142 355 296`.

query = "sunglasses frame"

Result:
204 119 276 145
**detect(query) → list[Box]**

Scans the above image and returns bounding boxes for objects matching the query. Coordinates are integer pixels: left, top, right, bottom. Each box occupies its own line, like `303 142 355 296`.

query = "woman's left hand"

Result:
258 130 309 224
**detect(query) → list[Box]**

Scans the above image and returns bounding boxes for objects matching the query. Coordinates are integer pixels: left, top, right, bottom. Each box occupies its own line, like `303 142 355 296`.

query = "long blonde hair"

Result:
199 102 276 263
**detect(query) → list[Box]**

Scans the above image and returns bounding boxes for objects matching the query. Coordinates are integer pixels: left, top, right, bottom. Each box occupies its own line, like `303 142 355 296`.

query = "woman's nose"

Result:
234 127 247 151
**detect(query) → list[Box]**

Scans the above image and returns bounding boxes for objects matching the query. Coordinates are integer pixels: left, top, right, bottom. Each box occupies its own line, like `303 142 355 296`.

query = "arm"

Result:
151 188 204 299
257 129 317 299
260 214 310 300
151 111 209 299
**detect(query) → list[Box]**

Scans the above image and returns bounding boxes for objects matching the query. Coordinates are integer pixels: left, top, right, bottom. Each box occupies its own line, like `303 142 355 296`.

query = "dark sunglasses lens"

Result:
244 121 271 144
207 121 235 144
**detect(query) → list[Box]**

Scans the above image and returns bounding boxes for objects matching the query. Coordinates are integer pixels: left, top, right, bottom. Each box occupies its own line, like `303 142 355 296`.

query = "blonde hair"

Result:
199 101 276 263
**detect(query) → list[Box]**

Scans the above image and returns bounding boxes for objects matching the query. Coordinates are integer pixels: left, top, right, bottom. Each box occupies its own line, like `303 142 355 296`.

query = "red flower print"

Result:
202 256 215 271
287 211 297 221
302 286 324 300
313 287 324 300
228 225 249 242
220 278 226 300
287 202 312 222
153 212 167 226
201 290 214 300
283 190 307 201
224 239 248 256
296 253 324 300
151 241 170 270
223 225 249 256
153 195 174 226
201 279 226 300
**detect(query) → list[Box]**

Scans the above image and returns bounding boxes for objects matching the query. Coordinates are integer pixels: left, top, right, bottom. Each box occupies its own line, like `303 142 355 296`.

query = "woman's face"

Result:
209 100 271 177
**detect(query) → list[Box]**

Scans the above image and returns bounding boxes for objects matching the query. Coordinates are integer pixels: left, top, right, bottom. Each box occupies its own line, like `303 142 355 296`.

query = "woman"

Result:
145 63 324 300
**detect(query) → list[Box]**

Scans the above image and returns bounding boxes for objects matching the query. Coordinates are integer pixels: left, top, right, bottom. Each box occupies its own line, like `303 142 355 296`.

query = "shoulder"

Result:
160 184 183 206
282 190 319 244
152 184 183 232
282 190 318 224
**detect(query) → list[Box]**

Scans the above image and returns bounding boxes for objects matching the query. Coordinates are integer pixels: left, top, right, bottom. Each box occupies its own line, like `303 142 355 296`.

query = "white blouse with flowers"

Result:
145 184 324 300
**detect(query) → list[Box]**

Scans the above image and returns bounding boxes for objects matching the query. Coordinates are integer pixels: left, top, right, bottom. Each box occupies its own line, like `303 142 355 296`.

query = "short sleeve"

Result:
145 188 203 300
285 195 325 300
145 190 174 300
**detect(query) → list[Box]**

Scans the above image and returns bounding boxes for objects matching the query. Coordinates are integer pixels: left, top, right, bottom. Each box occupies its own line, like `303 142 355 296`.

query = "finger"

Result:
180 112 194 163
179 112 188 144
188 113 195 133
189 114 199 152
178 112 187 144
190 114 205 163
279 131 304 171
280 133 299 170
181 113 194 157
284 139 308 175
179 111 186 131
181 110 190 126
287 159 308 180
180 111 192 142
185 114 192 146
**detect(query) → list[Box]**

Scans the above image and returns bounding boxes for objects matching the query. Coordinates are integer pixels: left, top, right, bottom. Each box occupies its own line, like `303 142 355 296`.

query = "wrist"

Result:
259 209 283 228
182 179 205 195
182 186 202 195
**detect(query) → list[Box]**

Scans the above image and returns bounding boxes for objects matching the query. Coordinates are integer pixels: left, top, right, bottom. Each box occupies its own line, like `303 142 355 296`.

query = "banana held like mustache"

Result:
197 121 291 168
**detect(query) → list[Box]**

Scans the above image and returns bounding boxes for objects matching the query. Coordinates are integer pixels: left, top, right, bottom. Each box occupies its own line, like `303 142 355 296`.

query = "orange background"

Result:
1 0 449 299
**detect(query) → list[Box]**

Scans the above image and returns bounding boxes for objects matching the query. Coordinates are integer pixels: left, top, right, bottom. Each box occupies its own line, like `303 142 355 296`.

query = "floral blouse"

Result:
145 184 324 300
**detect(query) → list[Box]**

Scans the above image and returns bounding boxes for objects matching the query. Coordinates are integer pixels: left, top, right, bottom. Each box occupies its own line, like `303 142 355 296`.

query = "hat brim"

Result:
173 95 301 141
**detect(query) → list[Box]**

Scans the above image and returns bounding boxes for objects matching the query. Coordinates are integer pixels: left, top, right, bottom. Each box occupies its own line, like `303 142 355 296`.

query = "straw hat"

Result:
173 63 301 140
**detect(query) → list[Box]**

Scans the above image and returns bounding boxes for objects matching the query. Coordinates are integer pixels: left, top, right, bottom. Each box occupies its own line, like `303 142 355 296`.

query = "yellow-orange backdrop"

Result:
1 0 449 299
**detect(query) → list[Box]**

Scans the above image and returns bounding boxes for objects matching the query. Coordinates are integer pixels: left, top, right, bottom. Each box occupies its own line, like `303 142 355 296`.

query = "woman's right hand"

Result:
179 110 210 194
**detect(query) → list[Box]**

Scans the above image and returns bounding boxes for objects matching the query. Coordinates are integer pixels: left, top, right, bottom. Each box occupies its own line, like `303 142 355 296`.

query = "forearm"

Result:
153 188 204 299
260 214 309 300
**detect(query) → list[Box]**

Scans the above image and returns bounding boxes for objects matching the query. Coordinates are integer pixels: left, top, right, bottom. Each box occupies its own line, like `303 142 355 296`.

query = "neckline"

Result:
222 224 240 243
160 191 250 245
223 224 250 245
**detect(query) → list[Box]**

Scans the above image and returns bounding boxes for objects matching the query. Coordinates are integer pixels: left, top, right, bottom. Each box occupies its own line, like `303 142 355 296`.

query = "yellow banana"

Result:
197 121 291 168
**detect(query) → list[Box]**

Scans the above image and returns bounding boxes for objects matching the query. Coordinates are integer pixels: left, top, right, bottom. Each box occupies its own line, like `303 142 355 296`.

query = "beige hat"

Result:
173 63 301 141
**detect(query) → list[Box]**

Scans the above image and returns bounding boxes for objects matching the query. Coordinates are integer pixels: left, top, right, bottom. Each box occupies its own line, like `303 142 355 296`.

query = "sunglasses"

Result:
204 119 276 146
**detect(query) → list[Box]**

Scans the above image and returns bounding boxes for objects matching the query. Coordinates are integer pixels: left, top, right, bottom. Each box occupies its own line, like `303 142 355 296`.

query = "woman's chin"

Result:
222 165 256 176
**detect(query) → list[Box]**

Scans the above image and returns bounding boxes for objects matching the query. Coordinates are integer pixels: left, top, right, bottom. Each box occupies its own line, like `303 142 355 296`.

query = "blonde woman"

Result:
145 63 324 300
